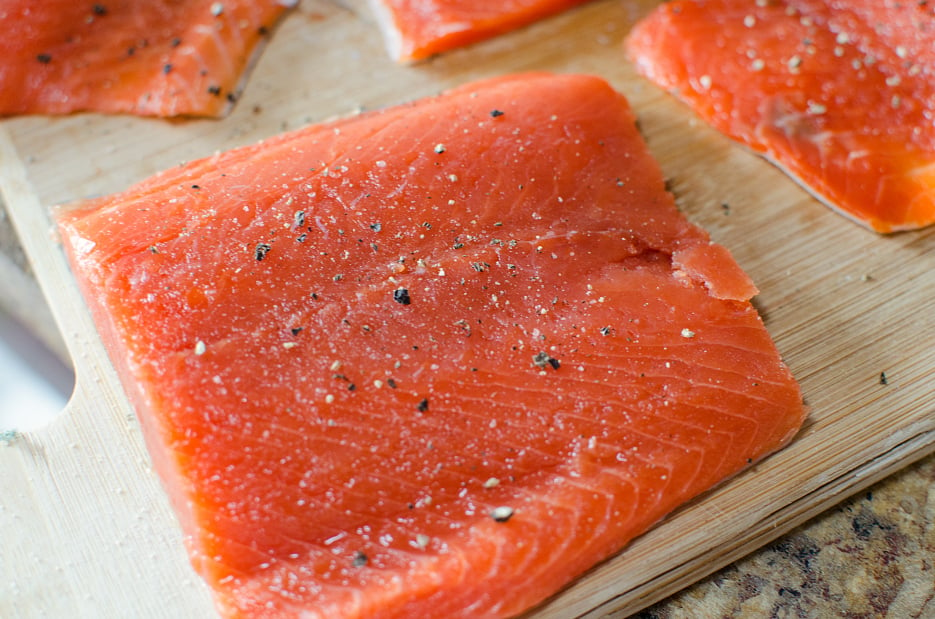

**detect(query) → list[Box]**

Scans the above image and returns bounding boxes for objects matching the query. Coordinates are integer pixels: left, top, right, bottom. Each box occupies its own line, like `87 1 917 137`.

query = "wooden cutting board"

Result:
1 2 933 617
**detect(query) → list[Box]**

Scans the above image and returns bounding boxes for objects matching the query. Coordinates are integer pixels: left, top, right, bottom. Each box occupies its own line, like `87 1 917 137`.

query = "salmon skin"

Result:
57 73 806 618
370 0 593 62
626 0 935 233
0 0 296 118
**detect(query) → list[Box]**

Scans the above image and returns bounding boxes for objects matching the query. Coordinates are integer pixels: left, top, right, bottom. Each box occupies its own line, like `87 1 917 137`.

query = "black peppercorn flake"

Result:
255 243 272 261
533 351 560 370
292 210 306 230
393 288 411 305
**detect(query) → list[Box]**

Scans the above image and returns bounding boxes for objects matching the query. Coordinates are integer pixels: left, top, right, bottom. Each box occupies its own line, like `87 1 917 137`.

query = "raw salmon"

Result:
57 73 806 618
0 0 296 118
370 0 592 62
626 0 935 233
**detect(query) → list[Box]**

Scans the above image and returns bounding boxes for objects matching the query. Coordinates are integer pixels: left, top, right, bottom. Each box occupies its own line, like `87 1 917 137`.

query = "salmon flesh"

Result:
370 0 593 62
57 73 806 618
626 0 935 233
0 0 296 117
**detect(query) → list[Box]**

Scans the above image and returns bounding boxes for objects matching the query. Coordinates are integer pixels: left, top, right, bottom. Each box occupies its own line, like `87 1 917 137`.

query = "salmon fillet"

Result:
370 0 592 62
57 73 806 618
626 0 935 233
0 0 296 118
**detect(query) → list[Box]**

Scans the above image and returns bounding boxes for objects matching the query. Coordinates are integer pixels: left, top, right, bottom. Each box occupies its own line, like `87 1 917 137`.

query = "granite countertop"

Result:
639 454 934 618
1 200 932 617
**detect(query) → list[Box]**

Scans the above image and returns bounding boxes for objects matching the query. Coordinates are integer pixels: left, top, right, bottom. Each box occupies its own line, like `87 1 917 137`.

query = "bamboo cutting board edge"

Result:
0 128 218 618
556 428 935 618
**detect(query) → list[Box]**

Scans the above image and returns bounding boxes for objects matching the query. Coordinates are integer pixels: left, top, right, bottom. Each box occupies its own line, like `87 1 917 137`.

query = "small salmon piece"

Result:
626 0 935 233
57 73 806 618
370 0 593 62
0 0 296 118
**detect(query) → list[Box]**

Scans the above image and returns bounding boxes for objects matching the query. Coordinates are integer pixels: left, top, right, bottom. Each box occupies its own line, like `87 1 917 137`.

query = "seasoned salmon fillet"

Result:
57 73 806 618
627 0 935 232
370 0 593 62
0 0 296 117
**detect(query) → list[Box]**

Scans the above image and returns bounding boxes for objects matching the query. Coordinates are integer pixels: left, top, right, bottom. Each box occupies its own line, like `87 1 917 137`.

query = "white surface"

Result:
0 309 71 432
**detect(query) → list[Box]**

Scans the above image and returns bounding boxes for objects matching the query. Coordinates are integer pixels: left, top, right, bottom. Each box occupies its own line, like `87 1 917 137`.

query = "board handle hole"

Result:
0 303 74 433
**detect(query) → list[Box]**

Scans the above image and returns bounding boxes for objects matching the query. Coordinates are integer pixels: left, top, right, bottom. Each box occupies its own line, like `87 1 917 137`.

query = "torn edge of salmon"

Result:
625 0 935 233
0 0 297 118
369 0 593 62
56 72 806 618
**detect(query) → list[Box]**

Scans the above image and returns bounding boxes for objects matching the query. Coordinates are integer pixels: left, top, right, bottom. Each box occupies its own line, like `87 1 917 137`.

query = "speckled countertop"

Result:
638 454 934 618
1 201 932 618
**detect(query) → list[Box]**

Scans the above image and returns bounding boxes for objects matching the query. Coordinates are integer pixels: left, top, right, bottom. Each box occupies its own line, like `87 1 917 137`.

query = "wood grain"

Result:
1 1 933 617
